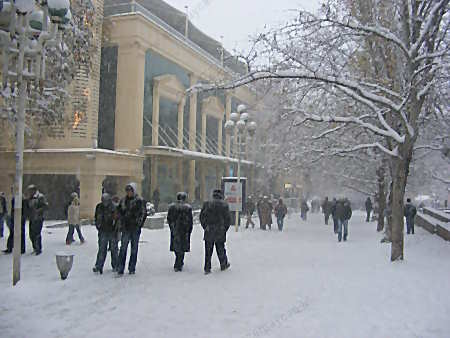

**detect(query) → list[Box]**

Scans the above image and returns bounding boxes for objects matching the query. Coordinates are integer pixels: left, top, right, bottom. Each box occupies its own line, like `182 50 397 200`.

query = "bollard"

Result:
55 253 74 280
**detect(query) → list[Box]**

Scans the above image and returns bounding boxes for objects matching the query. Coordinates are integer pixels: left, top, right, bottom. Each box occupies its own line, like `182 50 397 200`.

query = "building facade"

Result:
0 0 260 218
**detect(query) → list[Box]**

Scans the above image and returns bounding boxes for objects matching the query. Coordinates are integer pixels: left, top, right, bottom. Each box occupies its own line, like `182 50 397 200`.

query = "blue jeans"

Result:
337 219 348 241
118 228 141 273
66 224 84 243
95 231 118 271
277 216 284 231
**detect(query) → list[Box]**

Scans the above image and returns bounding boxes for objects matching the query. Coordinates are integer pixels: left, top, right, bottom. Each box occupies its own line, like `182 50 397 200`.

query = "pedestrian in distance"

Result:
26 185 48 255
256 195 263 229
404 198 417 235
331 198 338 234
167 192 193 272
2 191 26 254
66 193 85 245
335 198 352 242
274 198 288 231
365 197 373 222
259 196 273 230
245 195 256 229
199 189 231 275
93 193 119 274
117 183 147 275
300 199 309 221
322 197 332 225
0 192 6 238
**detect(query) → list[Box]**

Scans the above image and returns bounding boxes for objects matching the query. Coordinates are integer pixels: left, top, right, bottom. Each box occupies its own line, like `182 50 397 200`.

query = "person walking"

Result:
167 192 193 272
331 198 338 234
199 189 231 275
322 197 332 225
274 198 288 231
335 198 352 242
365 197 373 222
245 196 256 229
26 185 48 255
256 195 263 229
300 199 309 221
0 192 6 238
117 183 146 275
93 193 119 274
66 193 85 245
404 198 417 235
259 196 273 230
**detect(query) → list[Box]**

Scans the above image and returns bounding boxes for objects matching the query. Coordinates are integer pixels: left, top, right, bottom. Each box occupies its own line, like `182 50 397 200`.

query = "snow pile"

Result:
0 212 449 338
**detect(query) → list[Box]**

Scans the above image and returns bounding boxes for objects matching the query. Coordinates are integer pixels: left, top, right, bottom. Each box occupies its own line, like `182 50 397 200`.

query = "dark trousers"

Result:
333 217 338 234
324 213 330 225
277 216 284 231
6 218 26 253
29 219 43 253
118 228 141 273
66 224 84 243
246 214 255 228
204 241 228 272
0 215 4 237
366 210 371 222
174 251 185 269
406 217 415 234
95 231 118 270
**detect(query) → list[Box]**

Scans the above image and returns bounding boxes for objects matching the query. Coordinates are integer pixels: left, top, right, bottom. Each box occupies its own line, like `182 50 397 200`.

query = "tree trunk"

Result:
390 160 407 261
376 165 386 232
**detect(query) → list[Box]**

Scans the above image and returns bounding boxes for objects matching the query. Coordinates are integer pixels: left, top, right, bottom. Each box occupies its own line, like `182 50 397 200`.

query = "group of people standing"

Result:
1 185 48 255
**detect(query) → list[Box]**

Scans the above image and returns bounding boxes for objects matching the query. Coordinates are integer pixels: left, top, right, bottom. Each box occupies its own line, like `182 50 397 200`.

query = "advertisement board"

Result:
224 181 243 212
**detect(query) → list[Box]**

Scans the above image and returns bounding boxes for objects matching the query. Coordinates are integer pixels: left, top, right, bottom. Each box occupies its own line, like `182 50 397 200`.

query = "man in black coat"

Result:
331 198 338 234
117 183 147 275
3 193 26 254
404 198 417 234
27 185 48 255
322 197 332 225
335 198 352 242
365 197 373 222
245 196 256 229
167 192 193 272
93 193 119 274
0 192 6 238
199 189 231 275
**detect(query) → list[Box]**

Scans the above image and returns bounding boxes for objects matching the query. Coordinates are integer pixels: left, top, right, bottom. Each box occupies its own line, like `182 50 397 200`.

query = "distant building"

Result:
0 0 261 218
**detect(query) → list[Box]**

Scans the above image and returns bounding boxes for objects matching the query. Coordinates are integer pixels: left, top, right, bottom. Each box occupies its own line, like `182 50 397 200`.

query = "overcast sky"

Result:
164 0 321 52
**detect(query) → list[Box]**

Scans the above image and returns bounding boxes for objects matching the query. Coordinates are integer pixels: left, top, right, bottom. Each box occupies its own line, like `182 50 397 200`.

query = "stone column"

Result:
114 40 146 152
178 97 186 149
199 161 206 202
152 82 160 146
188 160 196 203
201 111 207 153
151 156 158 192
217 119 223 155
225 94 232 157
177 159 184 192
189 75 198 151
80 174 105 219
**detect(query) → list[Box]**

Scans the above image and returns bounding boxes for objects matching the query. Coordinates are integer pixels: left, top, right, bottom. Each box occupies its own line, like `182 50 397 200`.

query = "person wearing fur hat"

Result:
66 192 85 245
27 185 48 255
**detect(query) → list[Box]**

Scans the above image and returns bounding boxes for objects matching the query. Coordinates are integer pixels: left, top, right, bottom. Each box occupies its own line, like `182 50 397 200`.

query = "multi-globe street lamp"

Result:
0 0 71 285
224 104 257 232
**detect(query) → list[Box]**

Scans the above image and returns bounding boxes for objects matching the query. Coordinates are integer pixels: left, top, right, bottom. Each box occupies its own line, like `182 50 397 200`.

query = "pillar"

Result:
189 75 198 151
80 174 105 219
225 94 232 156
152 82 160 146
151 156 158 192
188 160 196 202
201 111 207 153
177 159 184 193
218 119 223 155
199 162 206 202
177 97 186 149
114 40 146 152
0 173 14 209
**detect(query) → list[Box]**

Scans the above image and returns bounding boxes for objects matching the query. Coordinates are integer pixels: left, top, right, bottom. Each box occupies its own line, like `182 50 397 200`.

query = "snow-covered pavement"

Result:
1 211 449 338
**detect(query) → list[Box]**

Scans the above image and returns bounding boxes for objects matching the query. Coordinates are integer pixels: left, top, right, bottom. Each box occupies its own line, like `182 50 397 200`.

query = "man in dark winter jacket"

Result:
322 197 332 225
331 198 338 234
365 197 373 222
335 198 352 242
245 196 256 229
0 192 6 238
300 200 309 221
93 193 119 274
404 198 417 234
117 183 147 275
274 199 288 231
167 192 193 272
27 185 48 255
199 189 231 274
3 193 26 254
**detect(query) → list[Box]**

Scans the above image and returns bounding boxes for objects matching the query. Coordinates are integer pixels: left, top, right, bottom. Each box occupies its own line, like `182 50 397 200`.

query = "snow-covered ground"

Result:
1 211 449 338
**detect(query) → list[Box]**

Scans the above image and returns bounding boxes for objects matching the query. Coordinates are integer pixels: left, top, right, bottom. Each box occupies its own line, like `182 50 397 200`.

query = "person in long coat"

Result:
199 189 231 274
26 185 48 255
167 192 193 272
404 198 417 234
259 196 273 230
322 197 332 225
66 193 85 245
365 197 373 222
245 196 256 229
274 199 288 231
300 200 309 221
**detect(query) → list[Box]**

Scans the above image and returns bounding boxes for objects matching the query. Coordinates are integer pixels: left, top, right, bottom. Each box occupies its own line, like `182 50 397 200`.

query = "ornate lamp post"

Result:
225 104 257 232
0 0 70 285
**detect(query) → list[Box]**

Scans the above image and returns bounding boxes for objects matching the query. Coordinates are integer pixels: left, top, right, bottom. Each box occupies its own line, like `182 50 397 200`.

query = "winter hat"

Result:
213 189 223 199
177 192 187 201
125 183 137 196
